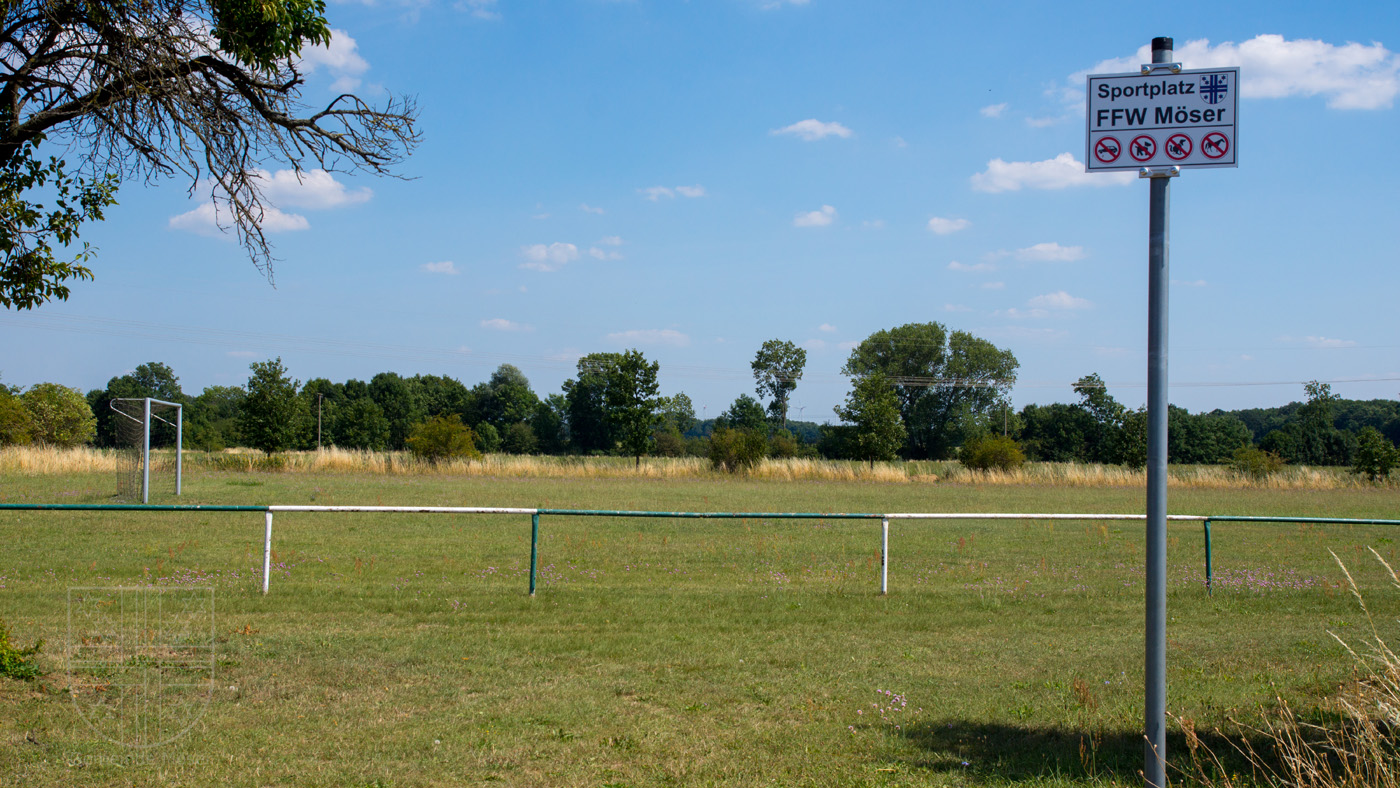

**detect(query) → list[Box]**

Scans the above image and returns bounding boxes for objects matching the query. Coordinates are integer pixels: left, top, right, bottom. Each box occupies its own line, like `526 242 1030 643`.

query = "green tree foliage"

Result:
186 385 246 451
501 421 538 455
716 394 768 434
834 372 906 467
473 422 501 454
0 384 32 445
1258 382 1353 466
406 415 480 464
21 383 95 446
465 365 540 433
238 358 306 454
1072 373 1126 464
842 322 1017 459
960 434 1026 472
605 350 661 467
1352 427 1399 482
708 427 768 473
656 393 697 436
0 141 117 309
369 373 425 451
751 339 806 426
563 353 619 454
92 362 184 448
0 0 419 309
1018 403 1094 462
332 397 390 451
0 617 44 681
531 394 569 455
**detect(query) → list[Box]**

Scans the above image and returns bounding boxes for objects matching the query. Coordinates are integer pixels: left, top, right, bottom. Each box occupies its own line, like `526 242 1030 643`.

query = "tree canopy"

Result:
842 322 1017 459
751 339 806 426
0 0 420 309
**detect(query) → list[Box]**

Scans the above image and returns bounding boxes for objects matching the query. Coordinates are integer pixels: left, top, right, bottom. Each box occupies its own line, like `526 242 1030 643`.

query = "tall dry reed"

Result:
0 444 1381 489
1179 549 1400 788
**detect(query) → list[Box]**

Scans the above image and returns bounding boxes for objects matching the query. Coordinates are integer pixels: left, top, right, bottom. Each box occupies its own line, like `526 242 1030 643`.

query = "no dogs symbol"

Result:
1129 135 1156 162
1094 136 1122 164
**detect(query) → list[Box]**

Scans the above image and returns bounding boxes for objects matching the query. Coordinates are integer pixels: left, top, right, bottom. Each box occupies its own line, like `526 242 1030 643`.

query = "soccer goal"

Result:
111 398 183 503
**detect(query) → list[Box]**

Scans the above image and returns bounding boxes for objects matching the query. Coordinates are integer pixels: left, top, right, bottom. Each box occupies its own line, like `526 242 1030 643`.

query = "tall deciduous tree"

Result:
563 353 620 454
238 357 305 454
842 322 1017 459
605 349 661 468
92 362 184 448
752 339 806 426
834 372 905 468
0 0 420 309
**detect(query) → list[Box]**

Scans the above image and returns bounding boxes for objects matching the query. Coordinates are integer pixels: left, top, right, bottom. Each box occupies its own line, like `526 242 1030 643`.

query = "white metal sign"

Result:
1085 67 1238 171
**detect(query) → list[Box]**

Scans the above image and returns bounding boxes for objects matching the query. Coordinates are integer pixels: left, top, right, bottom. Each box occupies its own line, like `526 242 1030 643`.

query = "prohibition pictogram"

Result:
1094 136 1122 164
1165 133 1192 161
1201 131 1230 159
1129 135 1156 162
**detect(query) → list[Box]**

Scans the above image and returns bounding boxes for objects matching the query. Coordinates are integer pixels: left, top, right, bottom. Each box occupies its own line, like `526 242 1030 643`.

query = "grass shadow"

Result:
890 718 1288 784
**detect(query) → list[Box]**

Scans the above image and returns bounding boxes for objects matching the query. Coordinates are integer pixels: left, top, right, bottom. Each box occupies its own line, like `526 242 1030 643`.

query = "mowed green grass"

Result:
3 471 1399 787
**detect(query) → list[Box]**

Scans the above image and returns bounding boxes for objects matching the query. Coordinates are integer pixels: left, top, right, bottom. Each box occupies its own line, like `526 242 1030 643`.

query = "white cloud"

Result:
1000 307 1051 319
1015 242 1085 262
421 261 458 275
972 153 1135 192
459 0 501 20
1297 335 1358 348
771 119 854 141
980 103 1008 118
579 203 605 215
598 235 624 246
891 136 908 149
587 247 623 261
640 185 705 201
1025 116 1063 128
299 29 370 92
927 216 971 235
256 169 372 209
519 242 580 272
169 200 308 236
981 281 1005 290
481 318 531 332
818 323 837 333
861 219 886 230
948 261 995 272
1028 290 1092 310
837 341 859 352
605 329 691 347
1083 35 1400 110
803 339 827 351
793 205 837 228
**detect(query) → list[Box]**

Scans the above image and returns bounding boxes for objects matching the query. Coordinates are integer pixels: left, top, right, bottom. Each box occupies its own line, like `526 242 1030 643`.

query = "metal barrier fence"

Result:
3 503 1397 596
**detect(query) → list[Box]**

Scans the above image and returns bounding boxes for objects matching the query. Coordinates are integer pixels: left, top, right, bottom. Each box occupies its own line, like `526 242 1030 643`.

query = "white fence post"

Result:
881 517 889 595
262 510 273 595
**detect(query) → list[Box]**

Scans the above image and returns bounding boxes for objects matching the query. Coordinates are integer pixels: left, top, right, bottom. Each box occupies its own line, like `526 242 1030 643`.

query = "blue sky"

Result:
3 0 1398 423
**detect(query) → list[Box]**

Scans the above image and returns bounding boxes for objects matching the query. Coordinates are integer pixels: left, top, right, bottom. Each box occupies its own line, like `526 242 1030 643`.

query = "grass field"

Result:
3 466 1399 787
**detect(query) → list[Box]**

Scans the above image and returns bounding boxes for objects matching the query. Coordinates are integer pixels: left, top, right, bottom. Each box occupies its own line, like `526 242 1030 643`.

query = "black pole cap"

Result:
1152 37 1174 52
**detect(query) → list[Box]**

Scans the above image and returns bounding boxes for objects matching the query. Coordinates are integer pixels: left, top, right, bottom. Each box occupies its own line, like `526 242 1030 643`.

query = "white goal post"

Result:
110 397 183 503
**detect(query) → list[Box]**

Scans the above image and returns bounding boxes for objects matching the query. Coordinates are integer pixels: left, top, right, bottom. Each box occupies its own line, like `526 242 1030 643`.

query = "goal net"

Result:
111 398 183 503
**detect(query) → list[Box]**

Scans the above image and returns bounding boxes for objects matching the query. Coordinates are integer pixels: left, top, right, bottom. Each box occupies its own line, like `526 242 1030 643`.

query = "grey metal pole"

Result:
142 397 152 504
1144 35 1174 788
880 517 889 595
175 404 183 497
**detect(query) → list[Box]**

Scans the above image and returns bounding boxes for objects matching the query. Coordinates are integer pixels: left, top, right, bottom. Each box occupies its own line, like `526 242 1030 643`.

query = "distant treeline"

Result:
3 321 1397 474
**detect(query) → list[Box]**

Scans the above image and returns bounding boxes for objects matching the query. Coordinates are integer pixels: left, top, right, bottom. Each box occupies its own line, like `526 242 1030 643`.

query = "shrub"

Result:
0 618 44 681
959 435 1025 472
0 391 32 445
651 427 686 458
21 382 95 446
768 429 799 459
708 427 767 473
473 422 501 454
1230 444 1285 481
1352 427 1398 482
501 421 538 455
406 415 481 464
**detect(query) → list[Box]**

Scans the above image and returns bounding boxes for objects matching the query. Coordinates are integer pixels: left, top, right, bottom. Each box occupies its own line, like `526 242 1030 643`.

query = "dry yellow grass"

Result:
0 444 1382 489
